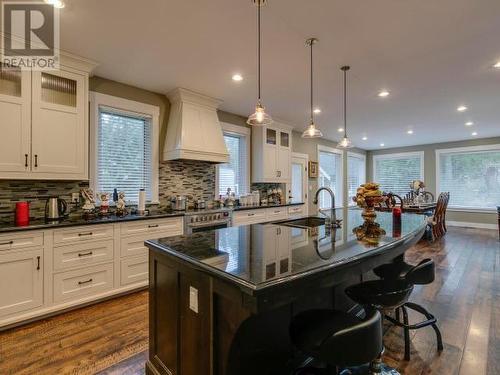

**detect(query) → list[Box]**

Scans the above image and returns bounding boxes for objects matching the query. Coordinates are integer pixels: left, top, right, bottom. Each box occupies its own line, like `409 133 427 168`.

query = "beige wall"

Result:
292 131 367 213
366 137 500 226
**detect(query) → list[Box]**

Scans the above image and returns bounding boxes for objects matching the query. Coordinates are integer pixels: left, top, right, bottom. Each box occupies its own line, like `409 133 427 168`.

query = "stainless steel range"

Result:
184 209 232 234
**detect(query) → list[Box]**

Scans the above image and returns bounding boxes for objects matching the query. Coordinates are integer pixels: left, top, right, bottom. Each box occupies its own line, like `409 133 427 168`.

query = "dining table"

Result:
376 202 437 215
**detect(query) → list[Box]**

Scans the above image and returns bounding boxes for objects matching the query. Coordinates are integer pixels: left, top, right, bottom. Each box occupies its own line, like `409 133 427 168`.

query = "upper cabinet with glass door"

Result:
252 122 292 183
0 54 97 180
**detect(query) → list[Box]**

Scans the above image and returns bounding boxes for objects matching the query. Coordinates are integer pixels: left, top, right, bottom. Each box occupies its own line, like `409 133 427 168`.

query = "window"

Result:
373 152 424 196
90 93 159 203
217 123 250 197
318 146 343 209
437 145 500 210
347 152 366 205
291 154 308 204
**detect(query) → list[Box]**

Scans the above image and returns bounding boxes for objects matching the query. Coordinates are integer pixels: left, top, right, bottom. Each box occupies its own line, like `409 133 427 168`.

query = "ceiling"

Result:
59 0 500 150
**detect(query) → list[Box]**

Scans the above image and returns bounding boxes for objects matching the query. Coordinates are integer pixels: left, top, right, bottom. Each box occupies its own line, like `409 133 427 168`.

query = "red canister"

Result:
15 201 30 226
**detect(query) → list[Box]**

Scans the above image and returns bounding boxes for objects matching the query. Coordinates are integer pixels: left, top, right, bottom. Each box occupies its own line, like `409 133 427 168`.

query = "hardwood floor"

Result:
0 227 498 375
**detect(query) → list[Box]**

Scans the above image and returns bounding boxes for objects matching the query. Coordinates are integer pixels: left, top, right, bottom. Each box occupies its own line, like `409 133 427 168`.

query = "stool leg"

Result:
401 306 411 361
369 353 383 374
395 307 400 323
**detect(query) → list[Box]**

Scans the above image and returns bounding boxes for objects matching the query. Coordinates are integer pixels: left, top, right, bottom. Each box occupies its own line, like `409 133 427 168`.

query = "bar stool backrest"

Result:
405 259 435 285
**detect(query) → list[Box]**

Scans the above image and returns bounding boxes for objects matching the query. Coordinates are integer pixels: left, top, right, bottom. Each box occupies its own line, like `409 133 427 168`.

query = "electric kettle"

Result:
45 197 68 220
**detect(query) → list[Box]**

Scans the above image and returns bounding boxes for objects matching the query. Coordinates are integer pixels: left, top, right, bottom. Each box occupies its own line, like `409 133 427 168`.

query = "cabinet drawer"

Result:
53 240 114 271
53 263 113 303
53 225 114 245
267 207 288 221
233 209 267 226
120 217 183 237
120 233 173 258
288 205 305 216
0 232 43 251
120 254 148 286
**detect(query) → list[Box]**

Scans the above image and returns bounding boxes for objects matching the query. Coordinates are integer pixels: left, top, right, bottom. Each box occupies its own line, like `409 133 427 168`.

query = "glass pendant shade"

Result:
337 136 354 148
301 122 323 138
247 102 273 126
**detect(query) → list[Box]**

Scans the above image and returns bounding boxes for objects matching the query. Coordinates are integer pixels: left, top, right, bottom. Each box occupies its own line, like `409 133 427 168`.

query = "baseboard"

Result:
447 221 497 230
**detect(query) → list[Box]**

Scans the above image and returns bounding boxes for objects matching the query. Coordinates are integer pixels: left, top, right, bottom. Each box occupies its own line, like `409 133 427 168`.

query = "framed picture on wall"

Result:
308 161 318 178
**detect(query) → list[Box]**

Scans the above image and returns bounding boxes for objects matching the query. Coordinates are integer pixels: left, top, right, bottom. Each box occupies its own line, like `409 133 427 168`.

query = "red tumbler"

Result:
15 201 30 226
392 207 402 237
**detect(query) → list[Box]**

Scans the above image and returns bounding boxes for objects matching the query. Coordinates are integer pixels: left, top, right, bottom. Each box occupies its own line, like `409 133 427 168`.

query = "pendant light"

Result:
337 65 354 148
247 0 273 126
301 38 323 138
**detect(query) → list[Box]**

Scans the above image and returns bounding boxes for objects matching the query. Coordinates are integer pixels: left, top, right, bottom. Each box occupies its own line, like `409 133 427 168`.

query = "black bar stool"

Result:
289 308 385 374
346 259 443 361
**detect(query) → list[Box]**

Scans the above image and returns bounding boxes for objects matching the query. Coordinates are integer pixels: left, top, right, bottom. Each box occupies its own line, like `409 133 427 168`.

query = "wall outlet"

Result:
71 193 80 203
189 286 199 313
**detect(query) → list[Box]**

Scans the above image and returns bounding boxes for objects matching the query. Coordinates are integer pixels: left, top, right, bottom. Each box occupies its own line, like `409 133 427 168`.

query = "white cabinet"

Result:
0 65 31 174
31 69 88 178
0 248 43 318
252 123 292 183
0 56 96 180
232 209 268 226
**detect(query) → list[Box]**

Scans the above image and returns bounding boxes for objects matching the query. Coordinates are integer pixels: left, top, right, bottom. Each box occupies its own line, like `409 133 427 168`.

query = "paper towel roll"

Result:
138 189 146 214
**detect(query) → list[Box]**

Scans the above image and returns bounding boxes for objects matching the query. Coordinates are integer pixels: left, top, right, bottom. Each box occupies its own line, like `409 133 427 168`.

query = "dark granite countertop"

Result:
232 202 305 211
146 209 427 293
0 203 306 233
0 209 185 233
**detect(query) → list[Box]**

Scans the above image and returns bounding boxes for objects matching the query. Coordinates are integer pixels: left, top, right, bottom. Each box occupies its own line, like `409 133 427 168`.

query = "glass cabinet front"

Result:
41 72 77 107
0 63 22 97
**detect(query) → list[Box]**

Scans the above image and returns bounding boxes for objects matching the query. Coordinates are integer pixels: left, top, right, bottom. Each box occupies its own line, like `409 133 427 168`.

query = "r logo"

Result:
1 1 59 69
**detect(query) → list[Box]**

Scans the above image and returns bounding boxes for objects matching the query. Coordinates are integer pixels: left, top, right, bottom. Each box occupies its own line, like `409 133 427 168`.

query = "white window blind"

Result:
218 133 248 197
374 152 423 196
318 149 343 209
438 146 500 209
97 107 153 203
348 153 366 205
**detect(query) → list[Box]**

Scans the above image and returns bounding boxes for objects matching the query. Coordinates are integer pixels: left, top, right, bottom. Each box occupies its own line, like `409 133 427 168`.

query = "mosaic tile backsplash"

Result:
0 160 217 222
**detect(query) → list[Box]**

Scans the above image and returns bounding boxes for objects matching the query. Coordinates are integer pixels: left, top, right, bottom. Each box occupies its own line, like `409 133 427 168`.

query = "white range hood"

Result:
163 88 229 163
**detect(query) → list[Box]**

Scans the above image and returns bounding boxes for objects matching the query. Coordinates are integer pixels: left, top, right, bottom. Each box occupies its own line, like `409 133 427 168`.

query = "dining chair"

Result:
427 192 450 241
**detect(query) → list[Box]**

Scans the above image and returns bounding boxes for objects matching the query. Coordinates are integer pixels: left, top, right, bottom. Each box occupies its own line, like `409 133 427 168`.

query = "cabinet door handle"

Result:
247 213 255 216
78 232 93 237
34 154 38 167
274 210 281 213
0 240 13 246
148 224 159 228
78 251 93 257
78 278 93 285
25 154 28 168
36 256 40 270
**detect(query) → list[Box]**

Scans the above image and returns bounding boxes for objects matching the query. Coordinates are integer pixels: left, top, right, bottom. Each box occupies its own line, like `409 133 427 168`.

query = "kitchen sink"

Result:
278 217 326 228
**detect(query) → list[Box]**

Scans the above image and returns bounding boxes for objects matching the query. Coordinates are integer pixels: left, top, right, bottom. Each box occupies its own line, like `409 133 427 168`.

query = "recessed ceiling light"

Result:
407 130 414 135
378 90 390 98
465 121 474 126
44 0 65 8
313 108 321 114
337 127 344 132
493 61 500 69
457 105 468 112
380 143 385 147
471 131 478 136
232 74 243 82
362 136 368 141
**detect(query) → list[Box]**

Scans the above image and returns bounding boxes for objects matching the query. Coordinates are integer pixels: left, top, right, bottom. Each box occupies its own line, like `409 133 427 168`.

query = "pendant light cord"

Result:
257 2 261 102
310 41 314 124
343 67 348 138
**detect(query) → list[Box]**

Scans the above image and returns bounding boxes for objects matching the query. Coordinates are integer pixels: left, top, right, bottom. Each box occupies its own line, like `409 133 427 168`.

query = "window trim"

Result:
215 122 251 197
435 144 500 211
373 151 425 188
89 92 160 203
347 151 367 206
317 145 344 209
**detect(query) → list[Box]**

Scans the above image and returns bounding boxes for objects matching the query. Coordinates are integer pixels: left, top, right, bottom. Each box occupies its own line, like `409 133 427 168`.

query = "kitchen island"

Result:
145 209 427 375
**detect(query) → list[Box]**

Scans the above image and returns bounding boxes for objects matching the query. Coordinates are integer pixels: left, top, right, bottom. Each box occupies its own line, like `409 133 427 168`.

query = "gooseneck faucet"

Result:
313 187 337 227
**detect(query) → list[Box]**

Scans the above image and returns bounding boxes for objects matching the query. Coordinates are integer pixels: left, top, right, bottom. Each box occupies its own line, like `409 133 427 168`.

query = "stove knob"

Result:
191 217 194 223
